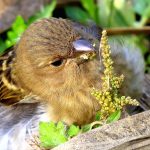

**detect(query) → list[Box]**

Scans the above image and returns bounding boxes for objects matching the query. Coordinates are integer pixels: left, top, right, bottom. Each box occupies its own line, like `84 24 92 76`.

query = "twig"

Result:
106 27 150 35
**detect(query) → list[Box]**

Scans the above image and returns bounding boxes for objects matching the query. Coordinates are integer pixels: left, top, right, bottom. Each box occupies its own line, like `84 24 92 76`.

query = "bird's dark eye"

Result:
51 59 63 67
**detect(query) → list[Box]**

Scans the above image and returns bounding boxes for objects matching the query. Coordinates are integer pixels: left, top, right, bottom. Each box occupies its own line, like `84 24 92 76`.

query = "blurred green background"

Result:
0 0 150 73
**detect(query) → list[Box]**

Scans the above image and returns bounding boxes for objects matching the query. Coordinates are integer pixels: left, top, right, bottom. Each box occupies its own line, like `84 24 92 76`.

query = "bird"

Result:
0 17 145 150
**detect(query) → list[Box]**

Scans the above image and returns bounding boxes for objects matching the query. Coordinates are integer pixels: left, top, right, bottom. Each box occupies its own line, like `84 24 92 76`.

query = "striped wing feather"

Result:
0 48 23 105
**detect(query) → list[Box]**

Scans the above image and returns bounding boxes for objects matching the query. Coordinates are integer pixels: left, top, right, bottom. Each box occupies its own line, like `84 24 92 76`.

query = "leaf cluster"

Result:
65 0 150 73
39 122 80 148
0 0 56 54
39 111 122 149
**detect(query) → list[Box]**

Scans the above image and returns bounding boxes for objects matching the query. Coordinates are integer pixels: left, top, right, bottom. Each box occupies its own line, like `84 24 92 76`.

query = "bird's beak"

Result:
73 39 95 53
72 39 96 64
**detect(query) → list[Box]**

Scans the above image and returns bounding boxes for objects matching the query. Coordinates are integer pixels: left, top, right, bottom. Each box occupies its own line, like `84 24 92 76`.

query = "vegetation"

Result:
0 0 149 72
65 0 150 73
0 0 56 54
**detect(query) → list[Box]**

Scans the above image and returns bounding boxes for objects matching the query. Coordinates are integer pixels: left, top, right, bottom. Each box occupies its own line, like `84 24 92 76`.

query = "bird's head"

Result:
14 18 101 125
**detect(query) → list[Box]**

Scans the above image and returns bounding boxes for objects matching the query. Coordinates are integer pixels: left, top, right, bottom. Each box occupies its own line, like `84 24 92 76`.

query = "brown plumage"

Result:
0 18 145 125
0 49 25 105
1 18 103 125
0 18 145 149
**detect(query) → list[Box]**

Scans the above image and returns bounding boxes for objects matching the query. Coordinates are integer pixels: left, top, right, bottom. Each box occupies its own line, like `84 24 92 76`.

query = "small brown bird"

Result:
0 18 144 149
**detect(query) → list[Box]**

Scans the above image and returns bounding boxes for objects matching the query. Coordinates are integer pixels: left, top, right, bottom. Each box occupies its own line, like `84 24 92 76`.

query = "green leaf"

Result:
147 55 150 65
80 0 97 22
97 0 112 27
95 112 101 121
133 0 150 16
39 121 68 148
39 0 56 18
81 124 92 133
106 110 121 123
65 6 90 24
5 1 56 48
28 0 56 24
12 16 27 33
138 4 150 27
97 0 135 27
5 15 27 48
67 124 80 138
0 38 7 54
113 0 135 26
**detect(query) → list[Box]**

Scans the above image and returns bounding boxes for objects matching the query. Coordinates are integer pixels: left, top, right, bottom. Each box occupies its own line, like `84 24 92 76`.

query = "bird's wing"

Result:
0 47 24 105
0 103 47 150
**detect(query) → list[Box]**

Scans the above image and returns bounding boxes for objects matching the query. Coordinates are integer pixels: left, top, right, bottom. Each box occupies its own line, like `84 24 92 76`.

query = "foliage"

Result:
65 0 136 27
65 6 90 24
0 38 7 54
39 122 80 148
65 0 150 73
67 124 80 138
106 109 121 123
5 16 27 48
0 0 56 54
133 0 150 26
39 122 68 148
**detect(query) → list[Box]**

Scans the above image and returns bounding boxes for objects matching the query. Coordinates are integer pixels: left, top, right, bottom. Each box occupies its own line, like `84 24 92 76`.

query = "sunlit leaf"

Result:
97 0 135 27
133 0 150 15
138 5 150 27
67 124 80 137
39 121 67 148
5 15 27 48
3 1 56 51
106 110 121 123
97 0 113 27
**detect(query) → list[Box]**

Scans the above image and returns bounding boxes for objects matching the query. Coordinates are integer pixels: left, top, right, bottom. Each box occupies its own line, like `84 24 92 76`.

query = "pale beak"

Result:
72 39 96 64
73 39 95 53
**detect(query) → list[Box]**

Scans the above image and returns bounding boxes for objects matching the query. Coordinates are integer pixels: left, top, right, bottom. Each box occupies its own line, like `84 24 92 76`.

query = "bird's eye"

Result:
51 59 63 67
